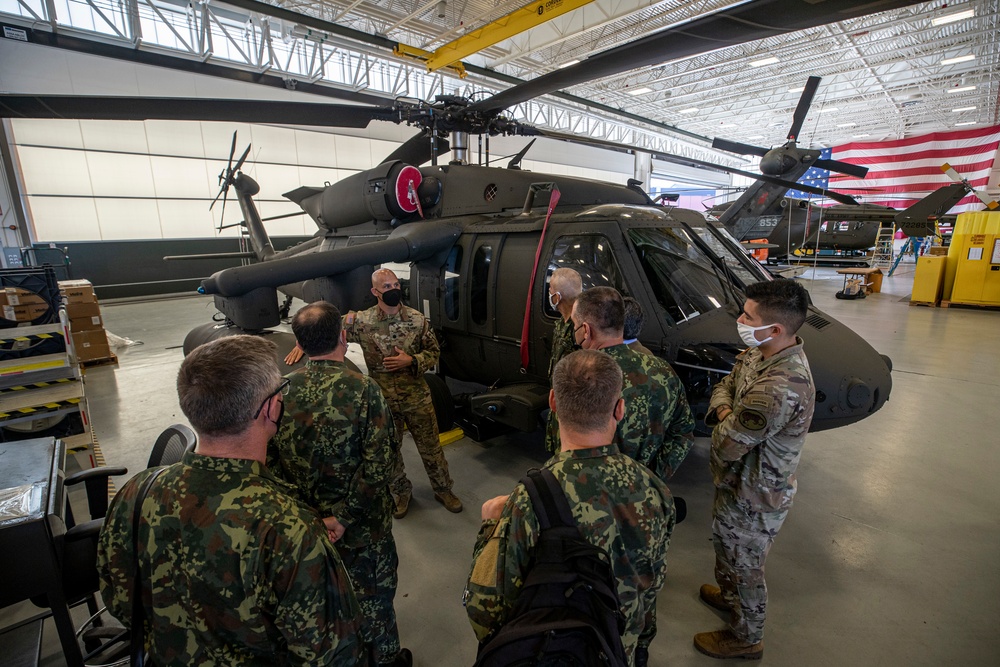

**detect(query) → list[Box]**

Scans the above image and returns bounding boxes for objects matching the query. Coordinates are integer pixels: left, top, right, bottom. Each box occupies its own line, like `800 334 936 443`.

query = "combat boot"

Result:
393 648 412 666
434 490 464 513
699 584 731 613
634 646 649 667
693 630 763 660
393 493 411 519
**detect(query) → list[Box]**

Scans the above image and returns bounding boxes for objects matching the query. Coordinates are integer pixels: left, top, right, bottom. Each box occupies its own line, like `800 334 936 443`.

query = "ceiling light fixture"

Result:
952 106 977 112
747 135 764 140
837 122 856 127
789 86 804 93
955 121 977 126
853 134 870 138
947 85 976 94
818 107 839 113
678 107 699 114
558 59 580 69
627 87 652 96
932 9 974 26
941 54 975 65
750 57 779 67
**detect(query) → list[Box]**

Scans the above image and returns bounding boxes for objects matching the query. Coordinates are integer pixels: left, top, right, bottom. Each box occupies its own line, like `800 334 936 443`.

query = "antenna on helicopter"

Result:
507 139 536 170
210 131 252 229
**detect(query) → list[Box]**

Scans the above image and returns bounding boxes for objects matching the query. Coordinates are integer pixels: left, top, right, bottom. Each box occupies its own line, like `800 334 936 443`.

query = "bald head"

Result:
372 268 399 290
550 268 583 301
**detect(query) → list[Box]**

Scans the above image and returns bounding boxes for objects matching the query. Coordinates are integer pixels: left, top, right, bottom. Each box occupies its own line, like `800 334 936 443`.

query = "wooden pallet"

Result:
80 352 119 368
909 300 940 307
940 300 1000 311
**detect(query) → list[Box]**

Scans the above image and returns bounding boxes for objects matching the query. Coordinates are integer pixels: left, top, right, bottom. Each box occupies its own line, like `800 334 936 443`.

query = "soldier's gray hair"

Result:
177 335 281 437
549 268 583 300
575 286 624 335
552 349 623 433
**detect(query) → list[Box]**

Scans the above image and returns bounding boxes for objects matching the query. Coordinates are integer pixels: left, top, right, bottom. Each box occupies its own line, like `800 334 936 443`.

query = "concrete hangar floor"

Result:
7 265 998 666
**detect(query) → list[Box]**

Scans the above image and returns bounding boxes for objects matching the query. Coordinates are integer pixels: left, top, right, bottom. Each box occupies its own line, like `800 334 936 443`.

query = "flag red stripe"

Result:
828 158 996 182
834 125 1000 151
835 142 1000 165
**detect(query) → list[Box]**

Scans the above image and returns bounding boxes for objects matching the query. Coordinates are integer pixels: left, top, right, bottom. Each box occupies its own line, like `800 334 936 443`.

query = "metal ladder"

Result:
871 226 895 268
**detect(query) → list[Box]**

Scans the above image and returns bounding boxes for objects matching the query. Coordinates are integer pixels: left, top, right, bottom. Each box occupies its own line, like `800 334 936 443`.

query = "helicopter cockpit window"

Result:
444 246 462 322
688 227 761 287
628 228 734 326
471 245 491 325
544 235 624 318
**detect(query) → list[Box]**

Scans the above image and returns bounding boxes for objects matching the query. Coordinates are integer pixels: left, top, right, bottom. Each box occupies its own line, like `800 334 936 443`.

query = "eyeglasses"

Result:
253 378 290 419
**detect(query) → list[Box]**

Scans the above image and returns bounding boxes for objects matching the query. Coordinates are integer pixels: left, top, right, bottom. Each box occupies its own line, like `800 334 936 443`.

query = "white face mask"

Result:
737 322 776 348
548 292 560 308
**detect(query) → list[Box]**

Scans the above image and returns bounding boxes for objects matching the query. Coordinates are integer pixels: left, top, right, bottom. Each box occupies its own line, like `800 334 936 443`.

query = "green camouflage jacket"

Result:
345 305 438 401
604 344 696 480
464 445 675 661
707 337 816 513
268 359 396 549
547 317 576 379
97 452 367 666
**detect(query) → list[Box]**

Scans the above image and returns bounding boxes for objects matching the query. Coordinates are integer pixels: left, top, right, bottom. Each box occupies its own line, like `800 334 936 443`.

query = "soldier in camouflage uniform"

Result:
465 350 675 666
568 286 696 480
694 280 816 660
98 336 368 666
268 302 410 667
344 268 462 518
543 268 582 452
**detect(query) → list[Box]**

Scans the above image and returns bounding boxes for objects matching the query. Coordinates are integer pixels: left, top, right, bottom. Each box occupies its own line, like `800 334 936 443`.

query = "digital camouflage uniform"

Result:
97 452 367 666
267 359 400 665
605 343 696 480
546 344 696 478
543 317 576 452
464 444 675 663
626 340 655 357
345 305 453 497
706 337 815 644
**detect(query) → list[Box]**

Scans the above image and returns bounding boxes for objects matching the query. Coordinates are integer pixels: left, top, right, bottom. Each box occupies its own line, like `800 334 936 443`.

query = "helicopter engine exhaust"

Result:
284 161 439 232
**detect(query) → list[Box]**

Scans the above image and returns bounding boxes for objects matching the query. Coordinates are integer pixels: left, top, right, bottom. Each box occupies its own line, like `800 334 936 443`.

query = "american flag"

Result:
787 147 832 200
826 125 1000 213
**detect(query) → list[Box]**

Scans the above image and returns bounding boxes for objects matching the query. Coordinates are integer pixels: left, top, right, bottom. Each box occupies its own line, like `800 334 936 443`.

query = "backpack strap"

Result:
522 468 576 531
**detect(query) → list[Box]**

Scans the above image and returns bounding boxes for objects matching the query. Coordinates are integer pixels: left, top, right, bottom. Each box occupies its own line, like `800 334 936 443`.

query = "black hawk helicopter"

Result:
0 0 922 435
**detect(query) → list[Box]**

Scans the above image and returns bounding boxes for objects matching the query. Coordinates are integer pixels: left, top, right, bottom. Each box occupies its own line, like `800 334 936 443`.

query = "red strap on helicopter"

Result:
520 187 561 370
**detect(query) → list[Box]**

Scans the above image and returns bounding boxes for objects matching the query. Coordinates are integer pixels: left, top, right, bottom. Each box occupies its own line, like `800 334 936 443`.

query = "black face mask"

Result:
380 288 402 307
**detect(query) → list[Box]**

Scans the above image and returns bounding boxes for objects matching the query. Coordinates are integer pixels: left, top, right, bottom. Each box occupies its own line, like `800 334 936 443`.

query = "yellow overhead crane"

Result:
396 0 596 74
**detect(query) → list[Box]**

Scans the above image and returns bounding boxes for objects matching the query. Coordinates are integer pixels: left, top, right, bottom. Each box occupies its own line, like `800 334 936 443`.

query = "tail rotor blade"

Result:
788 76 821 141
227 131 238 170
712 137 768 157
813 158 868 179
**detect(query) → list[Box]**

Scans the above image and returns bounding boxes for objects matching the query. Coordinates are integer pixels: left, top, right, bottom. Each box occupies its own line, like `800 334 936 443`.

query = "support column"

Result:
633 151 651 192
0 119 31 250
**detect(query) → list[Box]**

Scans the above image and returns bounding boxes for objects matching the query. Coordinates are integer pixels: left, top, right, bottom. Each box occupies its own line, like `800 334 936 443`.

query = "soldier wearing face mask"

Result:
543 268 583 452
342 268 462 519
695 279 815 661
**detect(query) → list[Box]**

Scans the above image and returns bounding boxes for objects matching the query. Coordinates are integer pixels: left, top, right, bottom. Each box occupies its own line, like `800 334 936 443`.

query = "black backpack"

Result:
473 468 628 667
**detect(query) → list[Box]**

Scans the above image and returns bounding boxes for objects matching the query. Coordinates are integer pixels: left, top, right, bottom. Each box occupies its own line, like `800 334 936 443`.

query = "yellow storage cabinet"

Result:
947 211 1000 306
912 256 946 304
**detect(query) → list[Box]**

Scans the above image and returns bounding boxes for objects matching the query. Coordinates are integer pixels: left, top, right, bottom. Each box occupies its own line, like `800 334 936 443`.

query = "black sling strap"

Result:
522 467 576 531
129 467 168 667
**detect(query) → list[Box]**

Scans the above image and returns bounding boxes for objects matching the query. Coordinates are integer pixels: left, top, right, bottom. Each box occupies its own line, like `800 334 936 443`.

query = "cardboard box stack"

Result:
0 287 53 323
59 279 113 363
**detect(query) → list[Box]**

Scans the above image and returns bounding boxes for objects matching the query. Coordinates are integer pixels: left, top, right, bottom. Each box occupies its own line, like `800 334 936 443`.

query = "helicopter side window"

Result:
471 245 492 325
627 228 733 326
444 246 462 322
544 235 624 318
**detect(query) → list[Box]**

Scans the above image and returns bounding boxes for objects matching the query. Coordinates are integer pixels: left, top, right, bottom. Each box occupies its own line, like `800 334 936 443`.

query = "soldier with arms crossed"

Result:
98 335 367 666
695 279 816 660
269 302 410 667
464 349 675 666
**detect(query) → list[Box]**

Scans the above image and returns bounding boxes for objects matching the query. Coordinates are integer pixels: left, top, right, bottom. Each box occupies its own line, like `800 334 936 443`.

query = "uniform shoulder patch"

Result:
738 409 768 431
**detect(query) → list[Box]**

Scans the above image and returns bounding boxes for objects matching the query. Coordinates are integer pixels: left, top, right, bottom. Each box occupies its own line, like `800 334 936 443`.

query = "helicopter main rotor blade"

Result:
0 96 394 128
383 131 451 165
813 158 869 179
232 144 253 174
712 137 769 158
467 0 926 115
788 76 821 141
712 164 860 206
